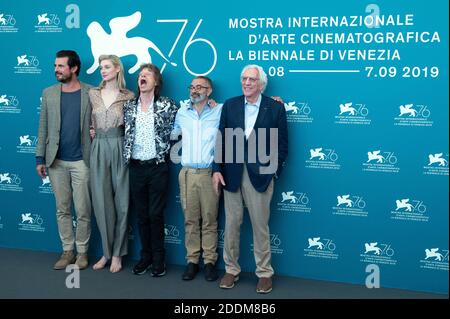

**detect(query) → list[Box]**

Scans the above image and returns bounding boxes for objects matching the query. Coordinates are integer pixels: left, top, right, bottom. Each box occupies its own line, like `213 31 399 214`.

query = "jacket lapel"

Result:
252 95 269 131
153 98 160 131
130 99 138 130
50 84 62 130
237 95 246 129
80 83 89 132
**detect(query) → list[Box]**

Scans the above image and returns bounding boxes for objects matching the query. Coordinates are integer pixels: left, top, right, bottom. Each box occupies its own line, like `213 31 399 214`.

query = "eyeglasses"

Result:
241 77 258 83
188 85 209 91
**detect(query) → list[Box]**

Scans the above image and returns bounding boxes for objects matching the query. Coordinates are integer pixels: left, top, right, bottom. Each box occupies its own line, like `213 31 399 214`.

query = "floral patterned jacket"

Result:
122 96 178 165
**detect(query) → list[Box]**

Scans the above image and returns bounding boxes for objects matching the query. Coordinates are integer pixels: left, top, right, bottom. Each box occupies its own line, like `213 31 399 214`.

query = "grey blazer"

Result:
36 82 93 167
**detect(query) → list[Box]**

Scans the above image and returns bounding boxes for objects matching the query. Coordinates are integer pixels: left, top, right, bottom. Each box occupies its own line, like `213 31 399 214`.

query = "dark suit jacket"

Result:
212 94 288 193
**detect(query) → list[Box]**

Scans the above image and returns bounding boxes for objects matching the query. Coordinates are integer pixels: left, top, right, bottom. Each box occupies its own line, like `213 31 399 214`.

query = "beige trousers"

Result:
223 165 274 278
179 167 219 264
48 159 91 253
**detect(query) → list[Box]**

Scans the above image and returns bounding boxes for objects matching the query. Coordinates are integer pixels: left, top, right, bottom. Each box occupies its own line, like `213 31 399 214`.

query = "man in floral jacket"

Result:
122 63 178 277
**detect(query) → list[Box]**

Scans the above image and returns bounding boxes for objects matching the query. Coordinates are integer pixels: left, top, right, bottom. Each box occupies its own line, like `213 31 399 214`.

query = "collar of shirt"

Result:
137 98 154 113
187 100 212 117
244 94 262 108
91 86 129 94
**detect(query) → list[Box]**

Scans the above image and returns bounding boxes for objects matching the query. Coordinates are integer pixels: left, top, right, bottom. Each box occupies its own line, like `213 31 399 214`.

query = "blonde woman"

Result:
89 55 134 273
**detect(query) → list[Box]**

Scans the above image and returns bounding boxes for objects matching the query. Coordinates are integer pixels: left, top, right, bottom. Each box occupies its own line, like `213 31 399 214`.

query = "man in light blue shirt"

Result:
171 76 222 282
172 81 222 169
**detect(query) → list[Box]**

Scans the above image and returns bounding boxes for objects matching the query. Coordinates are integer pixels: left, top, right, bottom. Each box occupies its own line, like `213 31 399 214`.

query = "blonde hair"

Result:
98 55 126 90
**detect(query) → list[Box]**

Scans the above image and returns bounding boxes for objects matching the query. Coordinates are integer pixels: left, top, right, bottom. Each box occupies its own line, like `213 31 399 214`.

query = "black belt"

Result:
131 158 158 165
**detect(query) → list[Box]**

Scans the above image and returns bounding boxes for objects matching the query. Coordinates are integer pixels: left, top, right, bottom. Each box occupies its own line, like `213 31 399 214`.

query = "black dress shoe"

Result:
132 259 151 275
182 262 199 280
204 263 218 281
151 263 166 277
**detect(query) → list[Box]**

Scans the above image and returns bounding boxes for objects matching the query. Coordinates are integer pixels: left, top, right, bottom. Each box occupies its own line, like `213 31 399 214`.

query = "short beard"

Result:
190 93 207 104
57 73 72 84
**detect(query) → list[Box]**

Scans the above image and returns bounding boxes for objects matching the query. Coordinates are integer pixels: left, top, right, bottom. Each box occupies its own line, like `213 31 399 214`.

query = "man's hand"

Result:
36 164 47 178
271 96 284 104
90 127 96 139
212 172 225 196
208 99 218 108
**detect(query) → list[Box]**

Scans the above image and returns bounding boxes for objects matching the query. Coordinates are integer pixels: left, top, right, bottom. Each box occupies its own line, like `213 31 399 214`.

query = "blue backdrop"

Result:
0 0 448 294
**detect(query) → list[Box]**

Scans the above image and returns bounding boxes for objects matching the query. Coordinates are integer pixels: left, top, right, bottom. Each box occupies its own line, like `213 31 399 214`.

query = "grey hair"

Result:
240 64 268 93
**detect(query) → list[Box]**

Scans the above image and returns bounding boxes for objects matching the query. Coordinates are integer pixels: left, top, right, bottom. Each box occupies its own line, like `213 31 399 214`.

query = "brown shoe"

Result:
256 277 272 294
219 273 239 289
53 251 76 270
75 253 89 270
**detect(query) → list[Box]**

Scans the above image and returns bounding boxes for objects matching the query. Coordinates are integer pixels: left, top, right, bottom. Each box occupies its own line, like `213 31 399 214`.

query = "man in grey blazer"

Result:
36 50 93 270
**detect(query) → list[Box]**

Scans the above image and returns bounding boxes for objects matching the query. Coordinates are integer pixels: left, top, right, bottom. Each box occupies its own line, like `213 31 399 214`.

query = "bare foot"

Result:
93 256 108 270
110 256 122 273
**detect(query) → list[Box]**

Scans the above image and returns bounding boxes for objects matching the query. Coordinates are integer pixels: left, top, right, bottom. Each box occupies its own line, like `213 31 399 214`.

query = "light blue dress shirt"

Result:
244 94 262 139
171 100 222 168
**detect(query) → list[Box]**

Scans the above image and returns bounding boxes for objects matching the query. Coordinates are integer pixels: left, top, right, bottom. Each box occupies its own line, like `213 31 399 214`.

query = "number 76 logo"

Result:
86 12 217 76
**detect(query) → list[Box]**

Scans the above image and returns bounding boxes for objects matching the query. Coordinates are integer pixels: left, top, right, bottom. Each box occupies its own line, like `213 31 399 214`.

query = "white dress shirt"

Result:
131 99 157 160
244 94 262 139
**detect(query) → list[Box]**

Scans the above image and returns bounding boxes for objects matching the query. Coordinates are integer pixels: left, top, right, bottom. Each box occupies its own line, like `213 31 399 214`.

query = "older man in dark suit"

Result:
212 64 288 294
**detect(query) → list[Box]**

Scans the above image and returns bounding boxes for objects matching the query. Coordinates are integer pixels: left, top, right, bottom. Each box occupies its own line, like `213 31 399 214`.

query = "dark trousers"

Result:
129 160 169 266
